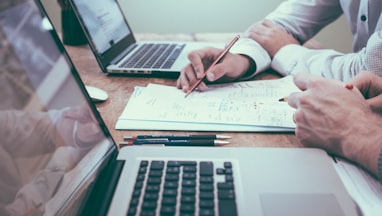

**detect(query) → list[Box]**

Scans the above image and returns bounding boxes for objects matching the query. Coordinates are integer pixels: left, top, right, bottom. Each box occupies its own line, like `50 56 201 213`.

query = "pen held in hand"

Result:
184 35 240 98
119 139 230 146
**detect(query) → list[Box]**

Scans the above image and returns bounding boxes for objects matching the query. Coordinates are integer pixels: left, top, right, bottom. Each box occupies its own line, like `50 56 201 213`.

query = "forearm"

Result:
265 0 342 43
271 32 382 82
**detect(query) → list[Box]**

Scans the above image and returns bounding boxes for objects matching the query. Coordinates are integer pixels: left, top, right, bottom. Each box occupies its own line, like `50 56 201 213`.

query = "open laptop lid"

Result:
0 0 119 215
68 0 137 73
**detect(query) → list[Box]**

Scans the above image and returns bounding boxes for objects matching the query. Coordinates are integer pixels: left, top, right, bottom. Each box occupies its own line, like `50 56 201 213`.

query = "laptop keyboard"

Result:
121 43 185 69
127 160 238 216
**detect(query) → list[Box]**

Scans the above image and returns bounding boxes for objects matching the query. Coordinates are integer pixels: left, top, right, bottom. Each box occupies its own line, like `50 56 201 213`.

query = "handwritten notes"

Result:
116 76 299 131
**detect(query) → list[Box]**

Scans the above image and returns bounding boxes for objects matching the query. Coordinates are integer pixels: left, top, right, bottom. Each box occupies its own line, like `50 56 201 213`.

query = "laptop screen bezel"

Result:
68 0 137 72
34 0 121 214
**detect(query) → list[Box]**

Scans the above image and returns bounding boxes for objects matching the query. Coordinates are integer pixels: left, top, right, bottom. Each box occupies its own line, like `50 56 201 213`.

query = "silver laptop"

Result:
0 0 360 215
67 0 223 77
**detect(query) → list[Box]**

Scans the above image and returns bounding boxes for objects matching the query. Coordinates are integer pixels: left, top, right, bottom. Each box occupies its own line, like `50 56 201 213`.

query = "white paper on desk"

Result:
332 157 382 216
117 76 299 131
116 118 295 132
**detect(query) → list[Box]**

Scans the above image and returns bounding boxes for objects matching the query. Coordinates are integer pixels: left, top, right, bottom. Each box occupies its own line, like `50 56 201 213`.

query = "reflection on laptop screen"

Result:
72 0 131 54
0 0 114 215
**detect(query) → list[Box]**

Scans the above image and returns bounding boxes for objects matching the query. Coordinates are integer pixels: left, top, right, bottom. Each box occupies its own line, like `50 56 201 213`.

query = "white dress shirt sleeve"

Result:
229 37 271 80
272 31 382 81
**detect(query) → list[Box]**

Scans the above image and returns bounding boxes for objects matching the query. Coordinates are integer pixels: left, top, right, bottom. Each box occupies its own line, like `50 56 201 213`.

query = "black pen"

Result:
124 134 231 141
119 139 230 146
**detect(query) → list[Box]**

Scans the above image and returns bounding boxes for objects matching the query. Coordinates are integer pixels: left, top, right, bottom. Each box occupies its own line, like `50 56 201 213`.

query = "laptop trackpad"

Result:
260 193 345 216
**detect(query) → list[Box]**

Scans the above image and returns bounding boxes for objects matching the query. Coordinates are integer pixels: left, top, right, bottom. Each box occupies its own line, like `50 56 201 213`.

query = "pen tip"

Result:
184 92 190 98
214 140 230 145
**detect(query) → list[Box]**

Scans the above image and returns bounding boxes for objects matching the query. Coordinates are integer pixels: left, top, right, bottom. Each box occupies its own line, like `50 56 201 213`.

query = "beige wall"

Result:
41 0 353 53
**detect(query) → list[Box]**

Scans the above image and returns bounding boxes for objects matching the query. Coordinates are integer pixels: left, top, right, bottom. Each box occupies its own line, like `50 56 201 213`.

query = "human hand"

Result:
287 72 382 176
348 71 382 113
245 19 299 58
176 47 253 92
57 103 104 149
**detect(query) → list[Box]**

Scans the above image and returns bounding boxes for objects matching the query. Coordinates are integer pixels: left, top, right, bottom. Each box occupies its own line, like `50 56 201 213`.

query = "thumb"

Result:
292 72 314 91
286 92 300 109
367 94 382 113
205 61 229 82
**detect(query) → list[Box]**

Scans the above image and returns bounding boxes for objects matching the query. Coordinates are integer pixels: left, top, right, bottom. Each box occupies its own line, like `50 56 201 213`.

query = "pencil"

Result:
278 97 288 102
184 35 240 98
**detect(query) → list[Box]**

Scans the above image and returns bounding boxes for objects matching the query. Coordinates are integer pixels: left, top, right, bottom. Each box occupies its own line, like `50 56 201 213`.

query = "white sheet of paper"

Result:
117 76 299 131
333 157 382 216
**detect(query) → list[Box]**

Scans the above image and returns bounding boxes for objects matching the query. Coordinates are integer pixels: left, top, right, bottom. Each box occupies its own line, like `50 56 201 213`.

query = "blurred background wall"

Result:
41 0 353 53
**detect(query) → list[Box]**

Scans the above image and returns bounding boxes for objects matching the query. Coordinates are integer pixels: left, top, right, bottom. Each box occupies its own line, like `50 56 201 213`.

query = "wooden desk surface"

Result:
65 33 302 148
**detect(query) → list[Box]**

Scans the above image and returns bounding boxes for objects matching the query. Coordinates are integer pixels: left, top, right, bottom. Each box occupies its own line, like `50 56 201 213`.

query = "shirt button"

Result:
360 15 367 21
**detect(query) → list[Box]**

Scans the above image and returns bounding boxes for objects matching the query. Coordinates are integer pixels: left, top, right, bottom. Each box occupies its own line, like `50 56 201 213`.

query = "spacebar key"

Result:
218 199 237 216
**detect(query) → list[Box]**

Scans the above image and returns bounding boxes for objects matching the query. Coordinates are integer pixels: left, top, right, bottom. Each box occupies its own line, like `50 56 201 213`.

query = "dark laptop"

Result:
0 0 360 215
67 0 223 77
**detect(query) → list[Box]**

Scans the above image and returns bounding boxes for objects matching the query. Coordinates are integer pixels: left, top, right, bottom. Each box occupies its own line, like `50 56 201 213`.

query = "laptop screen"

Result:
69 0 131 55
0 0 115 215
69 0 138 71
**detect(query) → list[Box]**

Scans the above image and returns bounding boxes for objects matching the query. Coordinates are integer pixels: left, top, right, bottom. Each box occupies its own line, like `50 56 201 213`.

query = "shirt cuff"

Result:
271 44 310 76
229 37 271 79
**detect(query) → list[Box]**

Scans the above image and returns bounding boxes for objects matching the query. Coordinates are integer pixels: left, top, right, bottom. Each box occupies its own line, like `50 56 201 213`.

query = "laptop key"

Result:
199 191 214 200
180 204 195 213
199 208 215 216
217 182 234 190
140 210 156 216
160 205 176 215
218 199 237 216
200 183 214 191
200 161 214 176
164 181 178 189
161 197 177 205
218 189 235 200
163 189 177 197
200 200 214 208
181 195 195 203
179 161 197 166
150 160 165 170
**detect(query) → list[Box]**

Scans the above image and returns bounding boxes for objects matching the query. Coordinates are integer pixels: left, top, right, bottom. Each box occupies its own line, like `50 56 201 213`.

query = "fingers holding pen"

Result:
348 71 382 98
344 71 382 113
177 47 226 93
176 50 211 92
177 64 208 92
